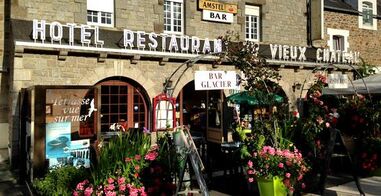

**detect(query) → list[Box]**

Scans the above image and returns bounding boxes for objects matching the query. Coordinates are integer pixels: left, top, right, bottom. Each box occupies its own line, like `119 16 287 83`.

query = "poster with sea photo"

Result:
46 122 71 159
69 139 91 168
48 139 91 168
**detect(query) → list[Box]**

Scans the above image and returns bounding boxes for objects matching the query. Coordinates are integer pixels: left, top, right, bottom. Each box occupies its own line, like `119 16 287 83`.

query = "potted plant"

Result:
246 145 309 196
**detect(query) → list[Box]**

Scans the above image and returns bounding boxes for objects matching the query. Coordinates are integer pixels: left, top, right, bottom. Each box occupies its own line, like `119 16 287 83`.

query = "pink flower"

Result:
297 174 303 181
268 148 275 155
278 163 284 168
145 151 158 161
129 187 139 196
105 191 116 196
84 187 93 196
105 184 115 191
248 178 254 183
135 154 142 161
247 169 254 175
285 173 291 178
135 165 140 171
302 183 306 189
125 157 132 162
76 182 85 191
247 160 253 168
283 179 290 187
118 177 125 185
73 191 79 196
119 184 126 192
107 177 114 184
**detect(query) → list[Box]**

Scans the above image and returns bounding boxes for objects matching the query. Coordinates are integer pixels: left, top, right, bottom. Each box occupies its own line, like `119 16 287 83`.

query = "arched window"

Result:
98 80 148 133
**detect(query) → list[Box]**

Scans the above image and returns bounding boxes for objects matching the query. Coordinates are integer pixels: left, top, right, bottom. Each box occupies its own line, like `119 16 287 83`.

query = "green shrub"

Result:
33 166 89 196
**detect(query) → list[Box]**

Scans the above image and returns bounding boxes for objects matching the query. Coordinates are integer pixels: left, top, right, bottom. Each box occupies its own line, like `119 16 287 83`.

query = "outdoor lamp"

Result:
292 82 302 92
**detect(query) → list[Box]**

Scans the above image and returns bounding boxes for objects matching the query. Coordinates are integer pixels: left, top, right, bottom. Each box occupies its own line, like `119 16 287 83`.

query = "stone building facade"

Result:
1 0 358 177
321 0 381 67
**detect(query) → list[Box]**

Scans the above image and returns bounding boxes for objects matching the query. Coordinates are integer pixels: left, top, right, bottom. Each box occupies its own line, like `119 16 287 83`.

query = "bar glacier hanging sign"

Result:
194 71 239 90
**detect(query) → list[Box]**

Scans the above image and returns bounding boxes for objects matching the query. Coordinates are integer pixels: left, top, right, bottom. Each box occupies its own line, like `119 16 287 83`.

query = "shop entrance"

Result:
178 81 207 134
177 81 226 143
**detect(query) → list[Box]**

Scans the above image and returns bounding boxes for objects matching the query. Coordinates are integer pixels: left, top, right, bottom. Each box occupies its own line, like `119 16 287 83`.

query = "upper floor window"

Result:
245 5 260 42
164 0 184 34
332 35 344 51
327 28 349 52
359 0 377 30
363 2 373 25
87 0 114 27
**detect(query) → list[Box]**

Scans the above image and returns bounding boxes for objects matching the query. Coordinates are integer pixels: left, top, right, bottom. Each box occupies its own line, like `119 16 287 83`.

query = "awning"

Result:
323 74 381 95
226 90 284 106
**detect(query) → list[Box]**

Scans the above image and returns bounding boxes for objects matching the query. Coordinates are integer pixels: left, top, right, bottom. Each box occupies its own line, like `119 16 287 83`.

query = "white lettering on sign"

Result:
52 98 95 123
270 44 307 61
31 19 222 55
195 71 239 90
270 44 360 64
202 10 234 23
316 48 359 64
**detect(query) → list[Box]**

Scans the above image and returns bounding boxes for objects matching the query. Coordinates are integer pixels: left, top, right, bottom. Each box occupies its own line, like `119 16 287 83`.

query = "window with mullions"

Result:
358 0 377 30
164 0 183 34
363 2 373 25
99 81 148 133
87 0 114 27
245 5 260 42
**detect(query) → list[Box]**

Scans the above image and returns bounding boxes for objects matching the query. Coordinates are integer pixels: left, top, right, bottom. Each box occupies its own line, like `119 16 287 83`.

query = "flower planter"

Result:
257 176 287 196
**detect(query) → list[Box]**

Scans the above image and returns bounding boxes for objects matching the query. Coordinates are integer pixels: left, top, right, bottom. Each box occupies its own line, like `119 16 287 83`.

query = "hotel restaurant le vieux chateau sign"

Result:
27 19 360 65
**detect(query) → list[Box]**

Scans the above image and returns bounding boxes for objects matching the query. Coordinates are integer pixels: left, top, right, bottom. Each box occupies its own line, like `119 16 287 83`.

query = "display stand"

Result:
174 127 209 196
319 128 365 196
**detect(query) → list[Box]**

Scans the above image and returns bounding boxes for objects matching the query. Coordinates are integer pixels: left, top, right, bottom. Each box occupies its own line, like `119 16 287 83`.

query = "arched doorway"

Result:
96 77 150 133
177 81 226 143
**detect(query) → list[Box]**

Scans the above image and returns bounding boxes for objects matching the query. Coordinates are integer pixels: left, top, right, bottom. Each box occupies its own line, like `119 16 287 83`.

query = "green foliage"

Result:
219 31 281 92
33 166 89 196
357 58 378 78
91 130 152 186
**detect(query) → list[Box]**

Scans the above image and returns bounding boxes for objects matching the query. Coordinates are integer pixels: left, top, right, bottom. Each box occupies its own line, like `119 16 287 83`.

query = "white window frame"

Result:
164 0 184 35
245 5 260 42
358 0 377 30
327 28 349 52
87 0 114 27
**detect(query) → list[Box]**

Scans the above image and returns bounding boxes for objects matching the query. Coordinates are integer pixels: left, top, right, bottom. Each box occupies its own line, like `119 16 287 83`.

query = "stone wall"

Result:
11 53 314 109
325 11 381 66
261 0 307 46
11 0 308 45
